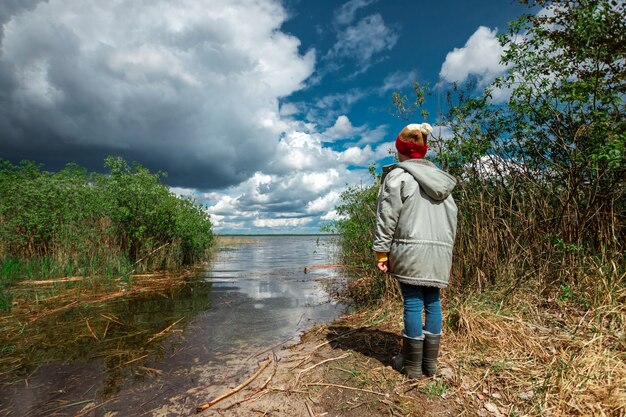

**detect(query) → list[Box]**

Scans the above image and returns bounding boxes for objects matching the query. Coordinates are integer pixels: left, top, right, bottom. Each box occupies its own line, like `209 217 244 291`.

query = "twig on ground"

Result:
196 356 273 413
293 353 350 387
292 327 367 369
223 358 279 411
305 399 316 417
259 359 278 391
101 313 123 325
102 320 110 339
303 383 387 397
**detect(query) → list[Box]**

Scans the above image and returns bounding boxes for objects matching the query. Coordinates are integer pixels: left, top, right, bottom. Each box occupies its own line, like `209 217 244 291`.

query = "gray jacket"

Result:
372 159 458 288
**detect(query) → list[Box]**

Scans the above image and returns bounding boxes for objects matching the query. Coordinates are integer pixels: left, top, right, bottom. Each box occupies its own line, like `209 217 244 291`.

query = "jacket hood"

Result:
397 159 457 200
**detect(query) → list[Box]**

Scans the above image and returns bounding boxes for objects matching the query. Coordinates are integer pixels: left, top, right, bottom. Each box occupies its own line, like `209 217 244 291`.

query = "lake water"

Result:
0 235 346 416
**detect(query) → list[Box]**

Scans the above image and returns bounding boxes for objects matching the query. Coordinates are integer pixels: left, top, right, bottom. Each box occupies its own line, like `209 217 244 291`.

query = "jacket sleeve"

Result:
372 171 403 253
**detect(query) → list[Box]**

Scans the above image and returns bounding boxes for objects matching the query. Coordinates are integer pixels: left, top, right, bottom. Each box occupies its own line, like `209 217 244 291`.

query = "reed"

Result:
0 157 215 310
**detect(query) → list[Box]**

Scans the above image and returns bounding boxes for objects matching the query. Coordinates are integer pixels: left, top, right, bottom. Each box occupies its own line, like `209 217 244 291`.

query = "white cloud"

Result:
357 124 388 145
279 102 301 117
339 145 375 165
334 0 378 26
380 70 418 94
306 191 340 214
203 119 377 233
323 115 360 141
270 130 339 173
253 218 312 228
208 195 241 215
439 26 506 87
321 210 346 222
329 14 398 68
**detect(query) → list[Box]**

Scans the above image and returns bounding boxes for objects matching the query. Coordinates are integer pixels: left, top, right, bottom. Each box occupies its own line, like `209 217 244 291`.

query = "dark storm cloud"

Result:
0 0 314 190
0 0 46 42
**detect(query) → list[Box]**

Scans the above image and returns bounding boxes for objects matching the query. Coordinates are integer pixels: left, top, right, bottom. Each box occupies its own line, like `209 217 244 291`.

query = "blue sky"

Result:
0 0 531 234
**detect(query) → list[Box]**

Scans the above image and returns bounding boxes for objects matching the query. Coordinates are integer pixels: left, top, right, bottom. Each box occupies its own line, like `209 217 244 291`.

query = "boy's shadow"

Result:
325 326 400 366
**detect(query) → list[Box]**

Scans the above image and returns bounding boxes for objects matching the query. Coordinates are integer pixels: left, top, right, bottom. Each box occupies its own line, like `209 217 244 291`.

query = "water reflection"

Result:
0 235 344 416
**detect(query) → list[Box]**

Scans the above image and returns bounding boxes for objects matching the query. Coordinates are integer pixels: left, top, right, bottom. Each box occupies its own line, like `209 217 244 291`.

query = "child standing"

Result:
373 123 458 379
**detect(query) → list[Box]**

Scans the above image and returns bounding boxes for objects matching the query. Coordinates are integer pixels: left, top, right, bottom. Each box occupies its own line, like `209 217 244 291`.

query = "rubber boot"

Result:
422 331 441 377
392 333 423 379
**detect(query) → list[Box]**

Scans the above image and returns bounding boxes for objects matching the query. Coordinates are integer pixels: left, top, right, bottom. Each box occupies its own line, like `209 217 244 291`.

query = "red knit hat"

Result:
395 123 433 159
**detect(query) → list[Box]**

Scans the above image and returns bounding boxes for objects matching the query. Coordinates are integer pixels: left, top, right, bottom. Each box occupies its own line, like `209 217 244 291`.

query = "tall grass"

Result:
327 155 624 416
328 163 624 305
0 157 214 310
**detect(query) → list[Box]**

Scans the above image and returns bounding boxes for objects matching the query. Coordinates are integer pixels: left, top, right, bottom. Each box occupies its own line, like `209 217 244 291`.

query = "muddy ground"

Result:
137 309 456 417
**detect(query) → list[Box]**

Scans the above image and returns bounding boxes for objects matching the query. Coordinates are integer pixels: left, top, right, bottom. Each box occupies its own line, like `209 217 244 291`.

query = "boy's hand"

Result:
377 261 388 273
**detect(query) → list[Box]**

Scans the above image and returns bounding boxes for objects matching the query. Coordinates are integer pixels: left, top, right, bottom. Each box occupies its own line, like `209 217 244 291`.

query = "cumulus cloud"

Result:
439 26 507 87
321 115 388 147
306 191 340 214
203 119 378 233
323 115 360 141
253 218 312 228
0 0 315 190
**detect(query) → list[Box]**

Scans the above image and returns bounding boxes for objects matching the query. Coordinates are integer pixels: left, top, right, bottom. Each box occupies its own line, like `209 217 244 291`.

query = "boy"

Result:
373 123 458 379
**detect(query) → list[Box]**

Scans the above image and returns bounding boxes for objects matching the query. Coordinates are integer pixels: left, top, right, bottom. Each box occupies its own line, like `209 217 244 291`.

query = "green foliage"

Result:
327 184 379 270
391 82 431 121
0 157 214 309
322 167 397 304
334 0 624 304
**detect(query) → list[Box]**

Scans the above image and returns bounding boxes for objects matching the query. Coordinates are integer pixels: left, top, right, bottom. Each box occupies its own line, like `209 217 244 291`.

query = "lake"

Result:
0 235 346 416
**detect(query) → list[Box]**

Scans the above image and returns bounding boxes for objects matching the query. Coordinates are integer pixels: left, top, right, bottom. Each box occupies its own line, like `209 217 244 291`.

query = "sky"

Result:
0 0 530 234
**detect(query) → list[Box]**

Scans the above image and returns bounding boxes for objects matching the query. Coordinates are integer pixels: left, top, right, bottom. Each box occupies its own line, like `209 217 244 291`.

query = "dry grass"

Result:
4 269 197 320
445 290 626 416
319 264 626 417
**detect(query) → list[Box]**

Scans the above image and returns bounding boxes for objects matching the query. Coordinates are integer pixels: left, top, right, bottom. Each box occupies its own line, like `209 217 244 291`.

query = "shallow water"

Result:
0 235 345 416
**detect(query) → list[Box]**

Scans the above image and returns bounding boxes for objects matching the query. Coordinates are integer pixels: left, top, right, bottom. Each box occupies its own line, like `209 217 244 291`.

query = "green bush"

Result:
0 157 214 309
330 0 624 305
323 166 397 304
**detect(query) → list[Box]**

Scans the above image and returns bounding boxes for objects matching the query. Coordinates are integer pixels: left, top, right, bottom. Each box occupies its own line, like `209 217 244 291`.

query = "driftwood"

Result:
196 356 272 412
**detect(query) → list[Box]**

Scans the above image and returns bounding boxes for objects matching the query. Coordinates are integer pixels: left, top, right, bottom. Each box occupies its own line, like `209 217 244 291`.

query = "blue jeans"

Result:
400 283 442 338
